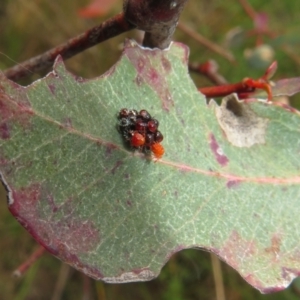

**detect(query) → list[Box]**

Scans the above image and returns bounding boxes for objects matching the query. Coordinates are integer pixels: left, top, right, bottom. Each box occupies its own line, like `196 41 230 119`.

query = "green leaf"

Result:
1 40 300 293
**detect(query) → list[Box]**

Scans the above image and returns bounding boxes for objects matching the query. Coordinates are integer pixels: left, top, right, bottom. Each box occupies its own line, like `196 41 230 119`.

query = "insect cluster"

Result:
117 108 165 159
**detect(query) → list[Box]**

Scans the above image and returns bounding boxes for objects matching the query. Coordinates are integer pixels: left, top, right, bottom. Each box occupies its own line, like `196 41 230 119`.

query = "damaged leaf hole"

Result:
215 94 269 147
225 96 243 117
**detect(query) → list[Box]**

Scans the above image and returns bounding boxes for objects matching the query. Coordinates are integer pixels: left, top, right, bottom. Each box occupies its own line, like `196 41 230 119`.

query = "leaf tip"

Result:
52 55 67 76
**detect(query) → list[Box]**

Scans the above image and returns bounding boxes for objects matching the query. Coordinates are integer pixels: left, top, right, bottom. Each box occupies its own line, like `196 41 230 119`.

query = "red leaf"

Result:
272 77 300 97
78 0 119 18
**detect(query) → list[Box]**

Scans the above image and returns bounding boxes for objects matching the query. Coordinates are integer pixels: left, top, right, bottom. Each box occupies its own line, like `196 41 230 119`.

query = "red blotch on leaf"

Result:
148 68 159 84
244 274 266 292
10 184 41 211
219 231 257 270
132 267 151 275
125 43 174 111
53 218 101 253
111 160 123 175
56 243 104 279
8 184 44 244
0 91 33 130
281 267 300 283
161 56 172 73
226 180 241 189
265 233 282 261
8 183 102 276
209 133 229 167
0 122 10 139
105 142 118 157
48 84 56 95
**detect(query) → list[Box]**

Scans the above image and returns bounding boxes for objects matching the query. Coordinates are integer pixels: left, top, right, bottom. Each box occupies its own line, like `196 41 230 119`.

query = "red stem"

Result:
189 61 228 85
13 245 46 277
199 82 256 98
238 0 256 19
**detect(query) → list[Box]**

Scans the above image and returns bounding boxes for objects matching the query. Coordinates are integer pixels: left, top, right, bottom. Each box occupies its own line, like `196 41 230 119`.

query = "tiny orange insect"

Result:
150 143 165 159
130 132 145 147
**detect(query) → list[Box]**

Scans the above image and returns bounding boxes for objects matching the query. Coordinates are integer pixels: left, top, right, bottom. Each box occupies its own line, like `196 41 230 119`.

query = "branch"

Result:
178 22 235 63
4 12 135 81
189 60 228 85
124 0 189 49
12 245 46 277
199 61 276 100
199 82 250 98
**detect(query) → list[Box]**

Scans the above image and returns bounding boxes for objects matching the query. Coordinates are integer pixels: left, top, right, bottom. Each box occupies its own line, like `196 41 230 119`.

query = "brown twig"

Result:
239 0 276 46
12 245 46 277
238 0 256 19
4 12 135 81
178 22 235 63
124 0 189 49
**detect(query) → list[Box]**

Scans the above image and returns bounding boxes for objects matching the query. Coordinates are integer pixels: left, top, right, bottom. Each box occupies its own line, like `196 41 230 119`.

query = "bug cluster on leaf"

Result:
117 108 165 159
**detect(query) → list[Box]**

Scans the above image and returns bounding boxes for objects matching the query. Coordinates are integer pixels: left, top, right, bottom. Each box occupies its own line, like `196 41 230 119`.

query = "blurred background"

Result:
1 0 300 299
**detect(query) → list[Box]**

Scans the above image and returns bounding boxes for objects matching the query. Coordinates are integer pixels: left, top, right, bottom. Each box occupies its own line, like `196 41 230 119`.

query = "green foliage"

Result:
1 40 300 294
1 1 300 299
